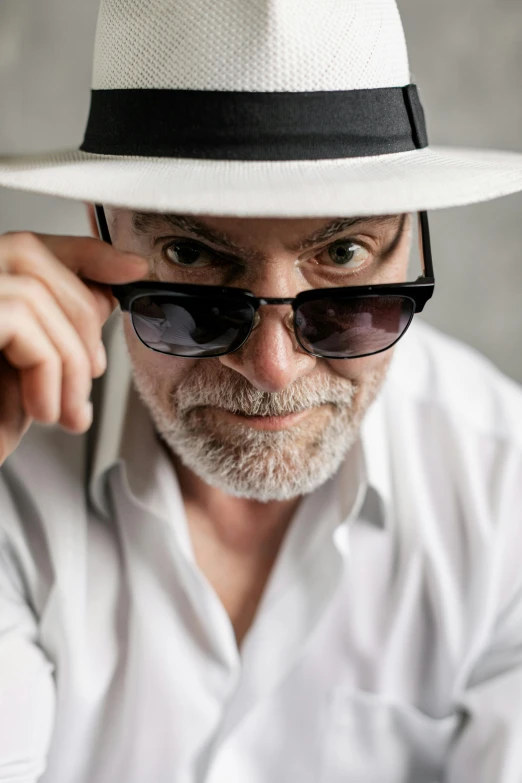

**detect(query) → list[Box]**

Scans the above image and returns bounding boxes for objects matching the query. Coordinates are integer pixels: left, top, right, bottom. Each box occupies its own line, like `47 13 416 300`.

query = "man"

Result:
0 1 522 781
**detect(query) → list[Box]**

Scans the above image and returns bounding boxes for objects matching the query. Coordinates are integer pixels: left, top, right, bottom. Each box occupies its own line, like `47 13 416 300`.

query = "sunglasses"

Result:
96 206 435 360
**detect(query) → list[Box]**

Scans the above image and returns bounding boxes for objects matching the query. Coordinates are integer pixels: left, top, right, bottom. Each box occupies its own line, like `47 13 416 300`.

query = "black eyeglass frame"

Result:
95 204 435 359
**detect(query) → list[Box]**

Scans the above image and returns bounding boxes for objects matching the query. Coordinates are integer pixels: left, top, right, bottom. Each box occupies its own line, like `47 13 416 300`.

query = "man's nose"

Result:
219 303 317 392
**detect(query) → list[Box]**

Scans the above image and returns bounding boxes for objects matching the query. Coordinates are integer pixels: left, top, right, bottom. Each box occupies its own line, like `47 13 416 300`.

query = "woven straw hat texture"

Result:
0 0 521 216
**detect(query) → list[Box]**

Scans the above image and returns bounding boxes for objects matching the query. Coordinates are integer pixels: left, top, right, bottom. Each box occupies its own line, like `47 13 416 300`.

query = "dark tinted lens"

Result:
295 295 414 358
130 293 255 357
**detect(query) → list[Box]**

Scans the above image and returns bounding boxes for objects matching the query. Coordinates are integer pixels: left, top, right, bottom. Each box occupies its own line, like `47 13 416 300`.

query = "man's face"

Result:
104 207 412 501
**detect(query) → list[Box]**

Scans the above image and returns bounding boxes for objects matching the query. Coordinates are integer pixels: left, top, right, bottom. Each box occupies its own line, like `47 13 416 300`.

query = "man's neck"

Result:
171 453 302 553
170 454 302 648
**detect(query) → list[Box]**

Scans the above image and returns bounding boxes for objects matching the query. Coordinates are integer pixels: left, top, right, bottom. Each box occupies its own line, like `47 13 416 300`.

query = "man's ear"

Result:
85 203 100 238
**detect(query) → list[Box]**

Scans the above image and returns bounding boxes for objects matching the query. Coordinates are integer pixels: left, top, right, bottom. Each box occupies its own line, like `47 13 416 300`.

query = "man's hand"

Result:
0 231 148 466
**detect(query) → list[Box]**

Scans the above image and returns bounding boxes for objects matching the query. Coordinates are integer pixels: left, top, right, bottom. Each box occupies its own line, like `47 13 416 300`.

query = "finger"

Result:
39 233 150 325
0 301 63 424
0 232 144 371
81 280 124 330
0 274 105 376
0 276 96 424
36 233 149 283
4 232 149 306
21 361 92 433
0 354 31 465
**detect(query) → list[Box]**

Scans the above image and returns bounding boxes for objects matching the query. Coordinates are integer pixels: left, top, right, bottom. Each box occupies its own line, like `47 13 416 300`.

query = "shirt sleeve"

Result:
444 448 522 783
0 537 56 783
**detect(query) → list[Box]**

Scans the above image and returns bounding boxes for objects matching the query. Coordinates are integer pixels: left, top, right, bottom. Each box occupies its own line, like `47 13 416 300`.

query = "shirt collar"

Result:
88 315 392 531
88 314 133 519
359 391 393 531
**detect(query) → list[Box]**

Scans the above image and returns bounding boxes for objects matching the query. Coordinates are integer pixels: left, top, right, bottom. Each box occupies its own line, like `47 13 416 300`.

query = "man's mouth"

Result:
207 405 330 431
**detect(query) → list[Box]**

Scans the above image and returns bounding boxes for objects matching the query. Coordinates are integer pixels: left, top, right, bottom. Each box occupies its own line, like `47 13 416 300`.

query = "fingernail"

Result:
84 401 93 427
96 342 106 373
125 253 148 265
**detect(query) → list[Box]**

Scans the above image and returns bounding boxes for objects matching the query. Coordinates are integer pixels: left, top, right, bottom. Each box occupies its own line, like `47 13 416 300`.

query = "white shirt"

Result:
1 317 522 783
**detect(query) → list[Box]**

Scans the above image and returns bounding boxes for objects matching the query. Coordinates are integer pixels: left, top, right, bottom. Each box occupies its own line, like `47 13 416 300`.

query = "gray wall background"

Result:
0 0 521 382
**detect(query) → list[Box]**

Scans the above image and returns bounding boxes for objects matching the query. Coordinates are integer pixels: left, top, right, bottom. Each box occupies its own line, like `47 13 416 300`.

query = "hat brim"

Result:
0 145 521 217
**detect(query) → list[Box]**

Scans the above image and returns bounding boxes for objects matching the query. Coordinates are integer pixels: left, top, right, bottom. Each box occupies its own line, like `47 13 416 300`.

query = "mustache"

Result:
170 364 357 417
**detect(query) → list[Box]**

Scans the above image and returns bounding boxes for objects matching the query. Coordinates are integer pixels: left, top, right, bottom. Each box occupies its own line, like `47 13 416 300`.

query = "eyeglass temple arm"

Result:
419 211 434 281
95 204 112 244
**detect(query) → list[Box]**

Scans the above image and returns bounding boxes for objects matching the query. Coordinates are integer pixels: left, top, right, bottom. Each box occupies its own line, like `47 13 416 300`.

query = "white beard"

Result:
130 358 388 502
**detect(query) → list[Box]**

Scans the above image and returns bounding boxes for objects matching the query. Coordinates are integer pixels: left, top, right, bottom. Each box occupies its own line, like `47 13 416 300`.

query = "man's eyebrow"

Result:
132 212 248 255
131 211 402 255
288 214 401 253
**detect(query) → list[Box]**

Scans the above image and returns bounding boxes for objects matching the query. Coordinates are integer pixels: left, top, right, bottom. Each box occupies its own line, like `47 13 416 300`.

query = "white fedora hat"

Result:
1 0 522 217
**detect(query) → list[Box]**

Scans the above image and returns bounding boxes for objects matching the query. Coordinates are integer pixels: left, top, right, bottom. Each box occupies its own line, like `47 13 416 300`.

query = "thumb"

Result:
0 355 31 466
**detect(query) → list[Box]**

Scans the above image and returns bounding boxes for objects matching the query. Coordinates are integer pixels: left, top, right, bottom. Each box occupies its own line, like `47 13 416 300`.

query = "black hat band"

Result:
81 84 428 161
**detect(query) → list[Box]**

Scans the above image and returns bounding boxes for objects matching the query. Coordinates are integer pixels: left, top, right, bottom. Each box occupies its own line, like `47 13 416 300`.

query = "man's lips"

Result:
204 405 329 431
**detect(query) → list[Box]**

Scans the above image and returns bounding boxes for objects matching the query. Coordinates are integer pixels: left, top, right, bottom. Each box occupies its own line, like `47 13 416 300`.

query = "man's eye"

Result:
321 240 370 269
163 241 213 267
